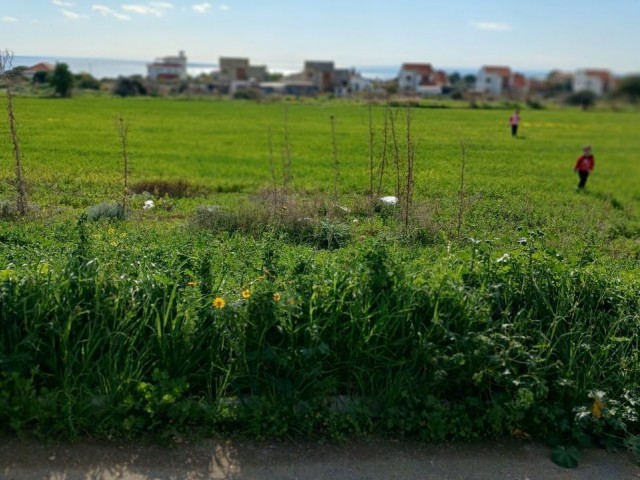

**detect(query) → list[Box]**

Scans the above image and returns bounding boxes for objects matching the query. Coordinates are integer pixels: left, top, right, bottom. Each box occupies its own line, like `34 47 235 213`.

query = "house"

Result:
475 66 528 97
573 69 615 96
147 51 187 82
212 57 270 93
397 63 448 96
303 61 335 92
349 74 374 93
22 62 54 81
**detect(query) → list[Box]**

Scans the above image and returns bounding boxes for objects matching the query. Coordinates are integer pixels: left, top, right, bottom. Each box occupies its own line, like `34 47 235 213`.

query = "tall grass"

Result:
0 224 638 444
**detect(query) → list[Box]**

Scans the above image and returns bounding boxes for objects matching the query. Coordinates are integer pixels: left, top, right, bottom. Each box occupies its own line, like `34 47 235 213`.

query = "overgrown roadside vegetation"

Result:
1 96 639 468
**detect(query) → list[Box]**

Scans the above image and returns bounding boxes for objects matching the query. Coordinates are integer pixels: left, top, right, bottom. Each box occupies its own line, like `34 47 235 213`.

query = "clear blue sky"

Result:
1 0 639 73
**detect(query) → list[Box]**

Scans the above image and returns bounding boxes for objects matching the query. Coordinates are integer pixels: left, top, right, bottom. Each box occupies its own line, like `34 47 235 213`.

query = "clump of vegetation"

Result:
86 202 125 220
130 179 209 199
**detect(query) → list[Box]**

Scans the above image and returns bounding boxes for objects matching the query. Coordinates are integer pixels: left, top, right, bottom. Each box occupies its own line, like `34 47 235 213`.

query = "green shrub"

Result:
86 202 125 220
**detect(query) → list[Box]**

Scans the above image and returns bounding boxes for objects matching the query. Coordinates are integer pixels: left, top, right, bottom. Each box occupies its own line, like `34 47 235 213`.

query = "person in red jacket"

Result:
574 145 595 191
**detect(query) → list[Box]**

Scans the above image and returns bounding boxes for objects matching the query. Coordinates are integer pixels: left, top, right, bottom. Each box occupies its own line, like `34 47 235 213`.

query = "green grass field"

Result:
1 97 639 456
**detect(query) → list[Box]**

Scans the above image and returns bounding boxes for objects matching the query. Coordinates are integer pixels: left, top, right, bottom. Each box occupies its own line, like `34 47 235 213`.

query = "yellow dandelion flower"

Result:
288 298 295 305
212 297 226 309
591 398 605 419
273 292 281 302
241 289 251 299
187 281 197 287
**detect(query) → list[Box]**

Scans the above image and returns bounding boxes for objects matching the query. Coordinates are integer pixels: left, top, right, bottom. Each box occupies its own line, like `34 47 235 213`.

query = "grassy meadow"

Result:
1 96 639 458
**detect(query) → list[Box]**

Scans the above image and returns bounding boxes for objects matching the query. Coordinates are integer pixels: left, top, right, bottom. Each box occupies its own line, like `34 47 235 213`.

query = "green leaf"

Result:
626 435 640 464
551 445 582 469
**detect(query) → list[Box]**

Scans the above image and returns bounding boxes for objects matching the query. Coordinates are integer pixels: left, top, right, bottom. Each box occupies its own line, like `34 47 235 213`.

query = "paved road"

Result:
1 436 639 479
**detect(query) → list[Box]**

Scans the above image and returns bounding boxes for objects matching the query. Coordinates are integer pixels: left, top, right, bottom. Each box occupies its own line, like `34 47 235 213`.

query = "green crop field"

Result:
1 96 639 462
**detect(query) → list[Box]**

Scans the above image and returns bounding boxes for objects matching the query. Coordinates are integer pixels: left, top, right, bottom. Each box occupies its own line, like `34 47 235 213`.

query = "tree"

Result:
49 62 74 97
113 76 148 97
566 90 596 110
613 75 640 103
75 72 100 90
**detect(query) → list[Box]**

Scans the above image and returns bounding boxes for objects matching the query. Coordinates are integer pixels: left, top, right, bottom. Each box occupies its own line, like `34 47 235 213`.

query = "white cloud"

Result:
52 0 75 6
61 9 88 20
122 4 164 16
2 16 18 23
192 2 212 13
471 21 513 32
92 5 131 20
219 4 230 11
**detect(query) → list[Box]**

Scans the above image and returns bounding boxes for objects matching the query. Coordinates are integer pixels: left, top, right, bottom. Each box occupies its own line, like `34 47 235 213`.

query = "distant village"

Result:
19 50 619 100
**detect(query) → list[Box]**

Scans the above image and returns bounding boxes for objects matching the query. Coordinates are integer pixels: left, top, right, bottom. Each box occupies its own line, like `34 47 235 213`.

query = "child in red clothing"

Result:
574 145 595 190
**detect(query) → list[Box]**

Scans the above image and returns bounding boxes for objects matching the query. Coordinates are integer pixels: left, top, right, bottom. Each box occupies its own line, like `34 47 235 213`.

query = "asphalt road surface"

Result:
1 436 639 479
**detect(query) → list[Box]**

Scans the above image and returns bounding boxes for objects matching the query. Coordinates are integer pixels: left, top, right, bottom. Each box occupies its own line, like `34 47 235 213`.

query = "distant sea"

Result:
11 55 548 80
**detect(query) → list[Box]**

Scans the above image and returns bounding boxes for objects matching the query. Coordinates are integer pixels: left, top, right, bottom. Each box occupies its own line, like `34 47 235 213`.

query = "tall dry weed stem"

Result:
116 116 130 212
1 49 28 216
457 139 467 241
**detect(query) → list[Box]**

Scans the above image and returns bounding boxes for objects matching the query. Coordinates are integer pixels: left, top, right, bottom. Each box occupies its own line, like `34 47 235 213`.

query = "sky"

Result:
1 0 639 74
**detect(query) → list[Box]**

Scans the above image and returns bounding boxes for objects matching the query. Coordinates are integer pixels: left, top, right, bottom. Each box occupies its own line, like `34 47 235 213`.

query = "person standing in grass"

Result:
574 145 595 191
508 109 520 137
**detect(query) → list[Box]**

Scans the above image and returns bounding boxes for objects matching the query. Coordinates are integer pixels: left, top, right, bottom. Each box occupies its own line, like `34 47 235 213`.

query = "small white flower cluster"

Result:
143 200 155 210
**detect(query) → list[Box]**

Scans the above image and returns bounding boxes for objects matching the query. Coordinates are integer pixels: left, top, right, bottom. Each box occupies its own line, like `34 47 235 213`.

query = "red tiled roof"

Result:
402 63 433 76
583 69 613 83
25 62 54 72
512 73 527 88
482 66 511 77
433 70 448 85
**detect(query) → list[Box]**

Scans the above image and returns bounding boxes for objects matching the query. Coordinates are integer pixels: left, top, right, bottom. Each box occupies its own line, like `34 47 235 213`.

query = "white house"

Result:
147 51 187 82
475 66 528 97
573 69 615 96
349 74 374 93
397 63 447 96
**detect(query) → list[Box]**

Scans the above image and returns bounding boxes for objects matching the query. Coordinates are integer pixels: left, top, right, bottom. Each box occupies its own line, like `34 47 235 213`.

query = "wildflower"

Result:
212 297 226 309
591 398 605 419
143 200 155 210
288 298 295 305
273 292 281 302
187 281 197 287
241 289 251 299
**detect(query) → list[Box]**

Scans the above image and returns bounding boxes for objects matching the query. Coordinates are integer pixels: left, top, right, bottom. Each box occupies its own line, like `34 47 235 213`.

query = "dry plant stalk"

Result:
388 107 401 198
457 139 467 241
404 107 415 236
116 116 130 212
1 50 28 216
282 105 292 200
330 114 340 205
267 125 278 216
368 101 374 196
377 104 390 196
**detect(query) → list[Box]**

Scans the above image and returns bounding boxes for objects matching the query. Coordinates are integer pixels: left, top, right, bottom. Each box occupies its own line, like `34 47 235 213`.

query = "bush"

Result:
86 202 125 221
75 73 100 90
113 76 148 97
566 90 597 110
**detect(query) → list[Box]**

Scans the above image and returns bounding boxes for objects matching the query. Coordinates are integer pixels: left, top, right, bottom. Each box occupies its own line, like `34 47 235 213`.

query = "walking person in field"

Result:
574 145 595 191
509 109 520 137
